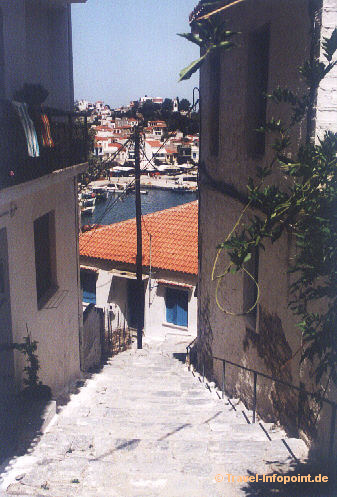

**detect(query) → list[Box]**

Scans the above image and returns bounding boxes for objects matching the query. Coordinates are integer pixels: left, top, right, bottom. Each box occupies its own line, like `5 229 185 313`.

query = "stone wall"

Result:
198 0 337 457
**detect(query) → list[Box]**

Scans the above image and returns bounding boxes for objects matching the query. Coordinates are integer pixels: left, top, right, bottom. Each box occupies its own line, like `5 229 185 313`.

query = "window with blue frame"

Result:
165 287 188 327
81 270 97 304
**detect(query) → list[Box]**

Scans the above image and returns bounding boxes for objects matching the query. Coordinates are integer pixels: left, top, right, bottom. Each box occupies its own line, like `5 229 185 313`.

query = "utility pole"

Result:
134 126 143 349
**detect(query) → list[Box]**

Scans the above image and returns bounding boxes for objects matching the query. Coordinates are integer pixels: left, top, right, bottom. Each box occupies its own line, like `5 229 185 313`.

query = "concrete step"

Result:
1 345 309 497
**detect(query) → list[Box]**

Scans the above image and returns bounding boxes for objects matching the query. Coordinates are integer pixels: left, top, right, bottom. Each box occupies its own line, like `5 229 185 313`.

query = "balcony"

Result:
0 102 88 192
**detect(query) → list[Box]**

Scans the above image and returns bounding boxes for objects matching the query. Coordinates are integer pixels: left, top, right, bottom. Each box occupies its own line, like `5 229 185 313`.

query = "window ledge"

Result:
163 322 188 332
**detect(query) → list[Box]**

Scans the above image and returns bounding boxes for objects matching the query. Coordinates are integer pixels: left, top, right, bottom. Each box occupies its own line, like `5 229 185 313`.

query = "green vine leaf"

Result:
179 53 209 81
218 27 337 386
178 17 238 81
177 32 203 47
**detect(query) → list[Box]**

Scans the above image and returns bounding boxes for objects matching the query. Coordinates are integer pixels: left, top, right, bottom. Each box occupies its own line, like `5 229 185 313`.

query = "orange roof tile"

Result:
146 140 162 148
165 147 177 154
79 201 198 275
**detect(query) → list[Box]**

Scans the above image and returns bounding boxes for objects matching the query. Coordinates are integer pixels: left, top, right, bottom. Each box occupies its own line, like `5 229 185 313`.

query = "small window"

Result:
165 287 188 327
81 270 97 304
247 24 270 158
209 51 221 157
34 211 57 306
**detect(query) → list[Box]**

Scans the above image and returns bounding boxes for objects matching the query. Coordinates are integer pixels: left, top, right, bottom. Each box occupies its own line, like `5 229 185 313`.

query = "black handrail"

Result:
214 356 337 459
186 337 198 371
186 342 337 459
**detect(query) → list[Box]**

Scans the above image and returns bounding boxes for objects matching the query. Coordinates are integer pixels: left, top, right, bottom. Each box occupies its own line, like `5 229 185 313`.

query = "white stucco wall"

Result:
144 271 197 342
95 270 128 332
0 0 73 109
81 263 198 342
0 165 85 396
316 0 337 137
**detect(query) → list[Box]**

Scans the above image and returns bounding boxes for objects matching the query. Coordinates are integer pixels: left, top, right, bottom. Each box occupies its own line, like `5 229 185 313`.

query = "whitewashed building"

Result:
79 202 198 343
0 0 88 441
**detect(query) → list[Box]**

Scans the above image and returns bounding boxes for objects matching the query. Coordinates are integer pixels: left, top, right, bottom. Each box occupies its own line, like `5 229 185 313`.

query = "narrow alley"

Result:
1 339 308 497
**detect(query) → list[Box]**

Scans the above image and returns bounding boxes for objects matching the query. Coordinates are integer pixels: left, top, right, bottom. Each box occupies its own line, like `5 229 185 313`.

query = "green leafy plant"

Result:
13 334 40 389
178 17 238 81
219 28 337 386
13 332 51 400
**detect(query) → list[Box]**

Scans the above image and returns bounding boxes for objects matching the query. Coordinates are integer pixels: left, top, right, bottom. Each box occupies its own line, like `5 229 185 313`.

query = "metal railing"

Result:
186 337 198 371
0 102 88 190
186 342 337 459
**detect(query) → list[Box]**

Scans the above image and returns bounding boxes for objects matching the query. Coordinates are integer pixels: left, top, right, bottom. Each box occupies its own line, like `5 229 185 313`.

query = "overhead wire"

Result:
81 104 200 249
80 132 151 250
82 136 133 177
79 135 138 249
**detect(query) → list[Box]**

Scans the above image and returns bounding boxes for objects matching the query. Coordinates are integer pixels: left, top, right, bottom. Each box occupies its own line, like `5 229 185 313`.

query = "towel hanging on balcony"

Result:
40 113 54 148
12 101 40 157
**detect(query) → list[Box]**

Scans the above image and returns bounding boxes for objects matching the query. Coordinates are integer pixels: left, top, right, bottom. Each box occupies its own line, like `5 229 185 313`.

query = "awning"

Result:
80 265 99 273
158 279 193 289
110 269 148 280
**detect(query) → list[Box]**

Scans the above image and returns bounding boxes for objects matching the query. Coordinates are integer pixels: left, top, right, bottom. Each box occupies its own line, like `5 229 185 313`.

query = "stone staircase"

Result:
1 343 308 497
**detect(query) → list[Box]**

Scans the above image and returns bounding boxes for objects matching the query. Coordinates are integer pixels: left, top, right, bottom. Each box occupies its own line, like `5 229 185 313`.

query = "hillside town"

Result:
0 1 337 496
76 96 199 169
75 96 199 215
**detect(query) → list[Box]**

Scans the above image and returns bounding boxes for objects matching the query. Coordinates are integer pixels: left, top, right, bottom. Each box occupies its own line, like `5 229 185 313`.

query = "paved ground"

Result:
0 339 308 497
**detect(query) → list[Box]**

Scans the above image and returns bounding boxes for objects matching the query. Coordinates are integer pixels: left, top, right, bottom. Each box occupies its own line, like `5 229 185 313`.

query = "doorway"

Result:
127 279 144 329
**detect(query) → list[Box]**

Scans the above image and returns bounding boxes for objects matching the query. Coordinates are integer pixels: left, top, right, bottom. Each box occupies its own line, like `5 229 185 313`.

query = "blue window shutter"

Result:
165 288 188 327
166 288 176 324
83 290 96 304
176 291 188 327
81 271 97 304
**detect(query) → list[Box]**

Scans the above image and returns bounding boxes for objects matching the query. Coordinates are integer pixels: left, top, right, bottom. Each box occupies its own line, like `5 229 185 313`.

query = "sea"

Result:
81 188 198 226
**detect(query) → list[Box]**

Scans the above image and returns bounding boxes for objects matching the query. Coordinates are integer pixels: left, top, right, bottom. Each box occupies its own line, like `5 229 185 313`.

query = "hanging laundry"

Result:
12 101 40 157
40 113 54 148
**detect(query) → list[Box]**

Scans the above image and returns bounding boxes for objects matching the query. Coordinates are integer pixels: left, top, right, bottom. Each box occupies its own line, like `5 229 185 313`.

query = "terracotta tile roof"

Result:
79 201 198 275
148 120 167 127
96 125 113 131
146 140 162 148
108 142 123 147
165 147 177 154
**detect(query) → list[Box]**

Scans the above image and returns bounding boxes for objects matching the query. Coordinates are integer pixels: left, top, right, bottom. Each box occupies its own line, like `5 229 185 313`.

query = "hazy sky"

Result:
71 0 200 108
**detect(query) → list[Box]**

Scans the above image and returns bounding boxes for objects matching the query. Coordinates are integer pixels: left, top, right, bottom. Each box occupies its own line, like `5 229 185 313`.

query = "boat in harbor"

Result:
90 186 108 201
79 190 96 214
105 182 134 194
80 197 96 214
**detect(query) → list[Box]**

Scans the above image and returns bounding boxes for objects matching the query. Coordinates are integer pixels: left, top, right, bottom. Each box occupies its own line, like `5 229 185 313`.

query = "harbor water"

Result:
81 188 198 226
